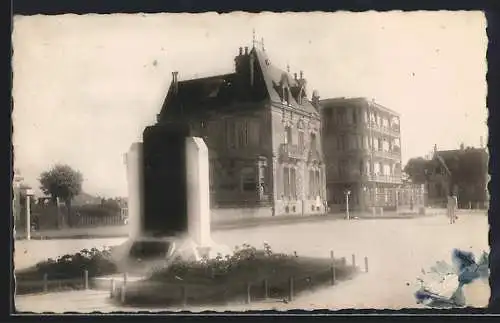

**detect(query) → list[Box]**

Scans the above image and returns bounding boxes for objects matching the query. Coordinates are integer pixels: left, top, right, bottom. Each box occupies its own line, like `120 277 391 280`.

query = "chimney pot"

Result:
239 47 243 55
244 46 249 55
300 70 304 79
294 73 298 80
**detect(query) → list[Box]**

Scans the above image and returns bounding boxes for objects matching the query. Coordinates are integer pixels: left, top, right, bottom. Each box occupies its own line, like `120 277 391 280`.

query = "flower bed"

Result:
121 244 357 307
15 247 118 295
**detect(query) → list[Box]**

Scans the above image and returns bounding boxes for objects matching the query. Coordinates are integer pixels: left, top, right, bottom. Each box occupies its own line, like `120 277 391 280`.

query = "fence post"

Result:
83 269 89 290
330 250 336 285
288 276 294 302
121 273 128 303
364 256 369 273
352 254 356 268
263 279 269 299
246 282 251 304
181 285 187 307
110 279 115 298
43 273 48 293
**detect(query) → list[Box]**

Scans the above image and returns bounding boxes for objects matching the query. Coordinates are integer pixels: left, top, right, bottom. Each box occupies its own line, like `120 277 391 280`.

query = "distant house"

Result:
72 192 102 206
426 144 488 209
319 97 403 212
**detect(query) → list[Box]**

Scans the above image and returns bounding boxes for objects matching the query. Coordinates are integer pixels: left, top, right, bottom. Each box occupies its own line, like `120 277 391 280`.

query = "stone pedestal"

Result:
119 123 230 270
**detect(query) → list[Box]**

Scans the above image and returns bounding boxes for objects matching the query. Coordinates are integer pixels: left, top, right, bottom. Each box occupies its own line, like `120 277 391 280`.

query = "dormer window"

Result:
284 88 290 105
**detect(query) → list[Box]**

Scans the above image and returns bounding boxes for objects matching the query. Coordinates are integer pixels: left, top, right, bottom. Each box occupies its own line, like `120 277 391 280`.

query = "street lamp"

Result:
23 188 34 240
345 189 351 220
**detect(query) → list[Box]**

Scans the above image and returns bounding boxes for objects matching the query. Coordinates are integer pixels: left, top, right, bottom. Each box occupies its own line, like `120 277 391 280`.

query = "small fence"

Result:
110 252 370 307
75 215 126 227
15 270 91 295
16 252 371 307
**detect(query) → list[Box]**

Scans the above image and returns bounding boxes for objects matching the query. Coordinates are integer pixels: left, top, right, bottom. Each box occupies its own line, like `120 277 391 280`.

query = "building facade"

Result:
158 45 327 216
426 144 488 209
320 97 403 212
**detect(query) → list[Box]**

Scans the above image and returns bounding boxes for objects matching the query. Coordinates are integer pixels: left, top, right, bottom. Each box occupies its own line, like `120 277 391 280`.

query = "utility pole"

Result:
345 190 351 220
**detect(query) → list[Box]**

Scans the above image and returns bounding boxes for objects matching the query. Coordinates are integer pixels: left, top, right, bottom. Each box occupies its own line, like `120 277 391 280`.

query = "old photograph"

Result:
12 11 489 312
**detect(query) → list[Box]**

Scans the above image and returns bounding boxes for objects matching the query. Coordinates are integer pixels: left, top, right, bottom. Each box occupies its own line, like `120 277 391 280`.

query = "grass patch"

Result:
121 244 357 307
15 247 118 295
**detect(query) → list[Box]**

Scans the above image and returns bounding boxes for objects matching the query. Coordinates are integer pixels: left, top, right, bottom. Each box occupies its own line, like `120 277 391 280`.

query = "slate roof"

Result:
432 148 487 177
159 47 318 119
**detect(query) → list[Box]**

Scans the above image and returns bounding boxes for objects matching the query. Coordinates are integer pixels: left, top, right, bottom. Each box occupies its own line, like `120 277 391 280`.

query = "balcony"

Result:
279 144 304 160
327 173 402 184
366 173 402 184
372 149 402 161
368 121 400 137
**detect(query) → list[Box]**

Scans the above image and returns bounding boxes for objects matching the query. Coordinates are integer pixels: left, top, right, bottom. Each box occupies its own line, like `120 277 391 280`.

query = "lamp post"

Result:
345 190 351 220
23 188 34 240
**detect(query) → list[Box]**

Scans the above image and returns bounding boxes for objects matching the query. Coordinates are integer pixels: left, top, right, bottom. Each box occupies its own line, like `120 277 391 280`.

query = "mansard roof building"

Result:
158 45 327 216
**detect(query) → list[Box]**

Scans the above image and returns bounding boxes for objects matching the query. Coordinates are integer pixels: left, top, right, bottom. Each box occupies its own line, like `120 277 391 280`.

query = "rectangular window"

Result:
346 108 353 124
285 127 292 145
283 167 290 198
309 169 314 198
237 121 245 148
315 170 320 197
298 131 304 150
290 168 297 200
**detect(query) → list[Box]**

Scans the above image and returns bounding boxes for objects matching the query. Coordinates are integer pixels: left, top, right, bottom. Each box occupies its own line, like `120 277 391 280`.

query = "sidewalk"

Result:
15 210 447 241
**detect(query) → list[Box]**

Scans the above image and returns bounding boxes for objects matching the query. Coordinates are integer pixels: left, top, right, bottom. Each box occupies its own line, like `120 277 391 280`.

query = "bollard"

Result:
110 279 115 298
263 279 269 299
43 273 48 293
245 282 252 304
288 276 294 302
83 270 89 290
364 256 369 273
181 285 187 307
121 273 128 303
352 254 356 268
330 250 336 285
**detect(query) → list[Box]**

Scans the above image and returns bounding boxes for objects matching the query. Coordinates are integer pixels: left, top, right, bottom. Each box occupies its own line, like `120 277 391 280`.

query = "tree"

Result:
39 164 83 227
403 157 431 184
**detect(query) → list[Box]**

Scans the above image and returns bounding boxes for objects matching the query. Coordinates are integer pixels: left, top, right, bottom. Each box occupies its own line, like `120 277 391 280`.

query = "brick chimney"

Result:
172 71 179 94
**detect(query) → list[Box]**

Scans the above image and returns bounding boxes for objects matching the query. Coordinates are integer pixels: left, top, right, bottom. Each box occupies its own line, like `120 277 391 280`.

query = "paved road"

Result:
14 212 489 312
16 209 450 240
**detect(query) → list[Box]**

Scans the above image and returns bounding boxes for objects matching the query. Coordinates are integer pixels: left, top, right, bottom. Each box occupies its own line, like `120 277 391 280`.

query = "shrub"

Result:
124 243 357 307
18 247 118 281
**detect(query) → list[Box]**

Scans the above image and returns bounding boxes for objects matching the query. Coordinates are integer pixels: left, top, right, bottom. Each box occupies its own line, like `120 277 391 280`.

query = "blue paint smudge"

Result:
414 249 489 308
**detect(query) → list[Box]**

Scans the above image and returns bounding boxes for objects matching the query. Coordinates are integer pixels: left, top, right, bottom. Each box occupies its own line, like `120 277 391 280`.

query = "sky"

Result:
12 11 487 197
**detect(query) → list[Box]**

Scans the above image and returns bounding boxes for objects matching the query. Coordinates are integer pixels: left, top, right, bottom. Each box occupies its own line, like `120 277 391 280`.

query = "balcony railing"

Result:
372 149 402 160
366 173 402 184
279 144 304 160
327 173 402 184
368 121 400 137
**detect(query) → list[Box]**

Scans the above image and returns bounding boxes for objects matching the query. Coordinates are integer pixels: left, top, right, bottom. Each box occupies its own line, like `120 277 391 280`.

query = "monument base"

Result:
111 236 232 276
